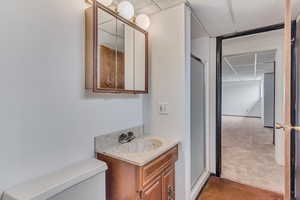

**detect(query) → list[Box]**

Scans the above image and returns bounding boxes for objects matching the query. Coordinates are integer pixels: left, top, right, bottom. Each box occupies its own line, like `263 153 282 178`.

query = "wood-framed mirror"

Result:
85 1 148 94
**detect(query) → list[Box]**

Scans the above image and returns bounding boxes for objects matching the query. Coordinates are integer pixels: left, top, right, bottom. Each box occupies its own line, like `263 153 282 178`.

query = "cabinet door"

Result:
162 167 175 200
143 178 162 200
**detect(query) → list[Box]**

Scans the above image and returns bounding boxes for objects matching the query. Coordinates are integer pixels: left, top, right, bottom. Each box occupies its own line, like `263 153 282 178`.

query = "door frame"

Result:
215 22 297 197
290 20 297 199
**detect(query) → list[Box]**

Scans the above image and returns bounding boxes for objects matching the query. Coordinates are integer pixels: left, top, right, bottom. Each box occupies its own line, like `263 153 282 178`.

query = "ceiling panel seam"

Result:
226 0 237 32
186 0 211 37
224 57 240 81
149 0 162 11
230 63 273 67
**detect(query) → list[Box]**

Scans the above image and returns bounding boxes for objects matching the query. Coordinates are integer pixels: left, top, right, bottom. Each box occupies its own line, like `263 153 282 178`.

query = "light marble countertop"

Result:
97 136 180 166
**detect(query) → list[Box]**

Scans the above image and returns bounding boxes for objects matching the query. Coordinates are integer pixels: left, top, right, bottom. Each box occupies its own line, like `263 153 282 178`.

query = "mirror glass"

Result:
97 8 117 89
115 19 125 89
134 30 146 91
95 6 147 92
124 25 135 90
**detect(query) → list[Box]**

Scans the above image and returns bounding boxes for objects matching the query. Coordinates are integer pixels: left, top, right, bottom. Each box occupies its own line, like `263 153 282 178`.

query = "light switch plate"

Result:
159 103 168 115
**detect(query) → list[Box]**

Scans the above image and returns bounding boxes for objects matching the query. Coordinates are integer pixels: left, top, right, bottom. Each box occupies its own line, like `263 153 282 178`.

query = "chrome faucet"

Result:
118 132 136 144
127 132 136 142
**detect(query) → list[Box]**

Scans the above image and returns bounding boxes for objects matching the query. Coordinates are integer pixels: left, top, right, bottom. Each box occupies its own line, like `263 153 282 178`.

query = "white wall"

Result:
0 0 143 190
223 29 284 165
264 73 275 127
222 81 262 117
208 39 217 173
146 3 189 199
146 11 216 198
261 80 265 119
192 37 210 62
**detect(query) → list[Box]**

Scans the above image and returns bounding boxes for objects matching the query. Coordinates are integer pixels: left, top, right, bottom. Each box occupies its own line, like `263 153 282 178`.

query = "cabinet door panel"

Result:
143 178 162 200
141 146 178 187
162 167 175 200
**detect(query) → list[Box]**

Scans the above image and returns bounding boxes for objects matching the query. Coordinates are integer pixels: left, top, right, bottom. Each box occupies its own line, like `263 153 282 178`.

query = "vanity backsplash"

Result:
95 125 145 153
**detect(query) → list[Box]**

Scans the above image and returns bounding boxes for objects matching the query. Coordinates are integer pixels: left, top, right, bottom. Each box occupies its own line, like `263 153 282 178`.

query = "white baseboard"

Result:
190 171 210 200
222 114 261 118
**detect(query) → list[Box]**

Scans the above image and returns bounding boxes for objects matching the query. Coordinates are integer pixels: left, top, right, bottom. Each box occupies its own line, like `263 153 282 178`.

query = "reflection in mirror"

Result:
134 30 146 91
124 25 134 90
98 8 117 89
116 20 125 89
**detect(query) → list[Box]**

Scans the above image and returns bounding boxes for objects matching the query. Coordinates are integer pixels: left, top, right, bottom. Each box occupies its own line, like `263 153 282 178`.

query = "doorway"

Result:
221 50 281 192
215 24 291 194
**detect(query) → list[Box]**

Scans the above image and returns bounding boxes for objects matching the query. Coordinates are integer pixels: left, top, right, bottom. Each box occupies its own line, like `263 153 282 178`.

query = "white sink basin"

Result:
112 138 163 154
101 136 179 166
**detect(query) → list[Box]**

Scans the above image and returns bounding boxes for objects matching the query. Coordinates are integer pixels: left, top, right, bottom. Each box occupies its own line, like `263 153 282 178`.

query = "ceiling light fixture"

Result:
136 14 151 30
117 1 135 20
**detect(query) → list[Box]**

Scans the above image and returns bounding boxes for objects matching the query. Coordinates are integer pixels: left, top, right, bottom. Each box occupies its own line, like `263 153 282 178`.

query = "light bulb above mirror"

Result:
117 1 135 20
136 14 151 30
94 0 151 30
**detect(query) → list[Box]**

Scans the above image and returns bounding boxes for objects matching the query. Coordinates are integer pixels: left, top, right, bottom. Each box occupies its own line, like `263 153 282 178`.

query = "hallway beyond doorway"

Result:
221 116 283 193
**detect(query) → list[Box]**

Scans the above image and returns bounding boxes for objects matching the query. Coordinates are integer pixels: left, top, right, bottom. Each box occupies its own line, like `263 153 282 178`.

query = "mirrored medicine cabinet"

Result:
85 1 148 94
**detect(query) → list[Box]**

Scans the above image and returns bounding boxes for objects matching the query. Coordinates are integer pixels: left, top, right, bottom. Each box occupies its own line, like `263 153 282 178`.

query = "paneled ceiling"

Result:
113 0 186 15
111 0 300 37
188 0 300 37
222 50 275 82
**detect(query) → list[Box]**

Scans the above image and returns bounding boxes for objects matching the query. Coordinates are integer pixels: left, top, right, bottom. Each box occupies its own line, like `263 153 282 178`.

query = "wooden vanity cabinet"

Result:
162 167 175 200
97 145 178 200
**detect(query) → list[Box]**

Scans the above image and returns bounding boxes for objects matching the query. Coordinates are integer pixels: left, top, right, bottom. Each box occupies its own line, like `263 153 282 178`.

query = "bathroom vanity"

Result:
96 136 179 200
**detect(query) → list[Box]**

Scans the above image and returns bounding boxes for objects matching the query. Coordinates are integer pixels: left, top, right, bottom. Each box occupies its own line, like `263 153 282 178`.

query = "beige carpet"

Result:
221 116 284 193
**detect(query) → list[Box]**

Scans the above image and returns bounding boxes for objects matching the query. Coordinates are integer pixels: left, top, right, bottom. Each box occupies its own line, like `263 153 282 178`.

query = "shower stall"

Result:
190 54 208 190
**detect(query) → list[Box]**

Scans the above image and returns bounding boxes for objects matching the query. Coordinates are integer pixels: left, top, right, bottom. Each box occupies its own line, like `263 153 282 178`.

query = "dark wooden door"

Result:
162 167 175 200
